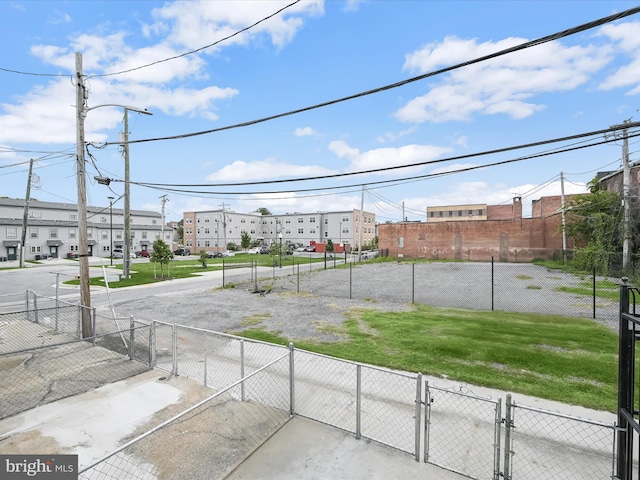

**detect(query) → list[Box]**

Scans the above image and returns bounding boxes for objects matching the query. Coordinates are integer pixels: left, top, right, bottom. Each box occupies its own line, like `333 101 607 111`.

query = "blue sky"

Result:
1 0 639 223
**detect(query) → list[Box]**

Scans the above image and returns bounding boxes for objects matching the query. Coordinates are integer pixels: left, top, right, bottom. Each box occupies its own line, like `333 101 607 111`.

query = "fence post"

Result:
33 293 39 324
494 398 502 480
617 278 633 479
289 342 295 416
172 323 178 376
356 364 362 440
128 316 134 360
415 373 422 462
349 262 352 300
222 259 225 287
240 339 246 401
91 307 96 346
412 263 415 304
150 321 156 368
76 303 81 338
297 263 300 293
592 266 596 319
423 381 431 463
503 394 513 480
491 256 495 311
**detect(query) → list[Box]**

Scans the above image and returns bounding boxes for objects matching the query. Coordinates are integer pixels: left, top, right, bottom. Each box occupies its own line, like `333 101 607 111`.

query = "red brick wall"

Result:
378 213 568 262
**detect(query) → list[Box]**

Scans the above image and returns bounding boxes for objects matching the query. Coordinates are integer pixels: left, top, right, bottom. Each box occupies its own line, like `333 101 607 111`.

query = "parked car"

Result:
207 252 223 258
173 248 191 256
111 249 124 258
303 245 316 252
221 250 235 257
259 245 270 254
247 247 261 254
136 250 150 258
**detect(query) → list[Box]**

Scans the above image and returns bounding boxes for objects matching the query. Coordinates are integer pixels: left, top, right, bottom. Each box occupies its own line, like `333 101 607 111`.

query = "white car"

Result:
221 251 235 257
247 247 261 254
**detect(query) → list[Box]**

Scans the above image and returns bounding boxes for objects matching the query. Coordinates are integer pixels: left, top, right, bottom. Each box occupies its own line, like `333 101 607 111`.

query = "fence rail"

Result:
0 293 620 479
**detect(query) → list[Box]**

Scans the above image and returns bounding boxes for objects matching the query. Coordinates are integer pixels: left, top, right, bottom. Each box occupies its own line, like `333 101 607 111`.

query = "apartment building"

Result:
0 198 173 262
182 208 376 253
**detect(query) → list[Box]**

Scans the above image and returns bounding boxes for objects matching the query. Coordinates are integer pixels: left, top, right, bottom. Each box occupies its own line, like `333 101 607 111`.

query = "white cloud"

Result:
598 21 640 95
328 140 453 174
205 158 338 182
376 126 417 144
397 35 612 123
294 126 316 136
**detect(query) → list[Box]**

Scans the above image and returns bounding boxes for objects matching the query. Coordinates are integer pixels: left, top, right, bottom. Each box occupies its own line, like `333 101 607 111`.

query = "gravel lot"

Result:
105 261 620 341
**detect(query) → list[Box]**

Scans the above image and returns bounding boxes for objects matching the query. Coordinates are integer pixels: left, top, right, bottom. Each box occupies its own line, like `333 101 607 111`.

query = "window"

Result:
30 246 42 253
458 210 462 217
101 216 107 223
286 219 291 224
131 231 136 239
251 229 256 234
205 216 210 223
310 228 316 234
197 241 201 247
478 209 485 216
448 211 453 217
69 245 78 252
469 210 473 215
87 228 93 238
241 218 245 223
204 228 210 234
439 212 443 217
155 232 160 239
6 227 17 239
142 232 147 239
152 219 157 224
429 212 434 217
324 232 328 237
101 231 108 240
29 211 42 219
298 228 304 234
342 216 349 222
342 226 349 233
69 213 77 221
397 237 404 248
69 228 76 239
103 245 110 252
285 229 291 235
310 217 316 223
298 217 304 223
116 231 122 240
205 240 210 247
29 227 38 239
324 218 328 224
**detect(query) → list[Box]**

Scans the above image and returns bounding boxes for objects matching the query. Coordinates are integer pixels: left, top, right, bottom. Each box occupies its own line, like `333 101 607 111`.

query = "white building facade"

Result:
0 198 173 262
182 209 376 253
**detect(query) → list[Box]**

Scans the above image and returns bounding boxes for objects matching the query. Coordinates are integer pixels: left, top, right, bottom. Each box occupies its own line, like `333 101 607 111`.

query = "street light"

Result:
75 50 151 337
108 196 114 266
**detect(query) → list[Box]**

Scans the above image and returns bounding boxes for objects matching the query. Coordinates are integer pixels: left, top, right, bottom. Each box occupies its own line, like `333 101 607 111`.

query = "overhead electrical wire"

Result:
98 6 640 147
112 125 640 190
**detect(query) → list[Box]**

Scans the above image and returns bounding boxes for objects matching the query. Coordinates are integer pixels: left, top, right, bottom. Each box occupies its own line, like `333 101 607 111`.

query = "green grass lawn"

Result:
238 304 620 412
64 253 326 288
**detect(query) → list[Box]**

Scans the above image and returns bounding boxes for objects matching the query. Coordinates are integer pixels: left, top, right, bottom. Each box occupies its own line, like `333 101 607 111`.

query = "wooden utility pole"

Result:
160 194 168 241
20 159 34 268
75 52 92 337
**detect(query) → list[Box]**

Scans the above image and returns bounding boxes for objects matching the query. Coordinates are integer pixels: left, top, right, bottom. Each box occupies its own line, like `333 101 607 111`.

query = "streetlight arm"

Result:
85 104 153 115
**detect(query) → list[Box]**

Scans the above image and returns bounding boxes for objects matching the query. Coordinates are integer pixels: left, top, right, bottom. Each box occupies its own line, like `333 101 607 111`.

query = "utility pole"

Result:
20 159 34 268
122 109 131 279
621 120 631 270
358 185 364 262
220 202 227 250
160 194 168 242
560 172 567 264
75 52 92 337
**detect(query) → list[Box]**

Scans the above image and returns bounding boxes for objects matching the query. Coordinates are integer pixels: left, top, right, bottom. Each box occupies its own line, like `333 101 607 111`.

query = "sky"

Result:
1 0 639 223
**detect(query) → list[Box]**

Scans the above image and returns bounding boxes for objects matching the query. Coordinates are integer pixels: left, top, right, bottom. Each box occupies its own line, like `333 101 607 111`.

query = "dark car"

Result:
207 252 223 258
173 248 191 256
259 245 270 254
136 250 150 258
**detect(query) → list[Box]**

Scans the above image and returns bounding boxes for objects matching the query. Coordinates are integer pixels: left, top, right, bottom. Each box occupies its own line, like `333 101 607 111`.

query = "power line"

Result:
101 6 640 147
92 1 303 79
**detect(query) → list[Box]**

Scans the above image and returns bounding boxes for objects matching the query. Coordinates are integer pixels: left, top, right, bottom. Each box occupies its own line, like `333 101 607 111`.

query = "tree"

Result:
563 177 625 273
150 239 173 278
199 249 208 269
325 239 335 253
257 207 271 216
241 231 251 250
175 219 184 244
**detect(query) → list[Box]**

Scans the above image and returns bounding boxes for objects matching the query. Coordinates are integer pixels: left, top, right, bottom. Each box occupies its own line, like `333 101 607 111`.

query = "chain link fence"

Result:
246 261 618 326
1 293 620 479
504 395 617 480
78 353 292 480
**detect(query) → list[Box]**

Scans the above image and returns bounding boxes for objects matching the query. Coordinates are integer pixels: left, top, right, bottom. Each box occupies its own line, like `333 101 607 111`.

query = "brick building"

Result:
378 196 575 262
